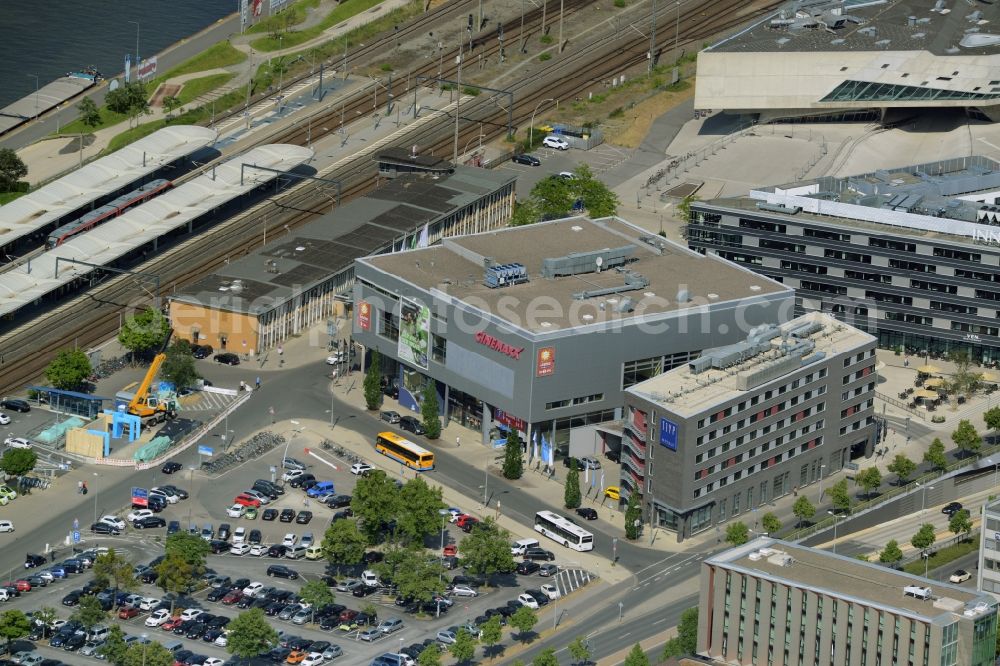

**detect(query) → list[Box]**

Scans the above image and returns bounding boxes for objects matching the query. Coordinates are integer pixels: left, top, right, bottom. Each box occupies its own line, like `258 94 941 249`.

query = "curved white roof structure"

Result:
0 144 314 317
0 125 217 252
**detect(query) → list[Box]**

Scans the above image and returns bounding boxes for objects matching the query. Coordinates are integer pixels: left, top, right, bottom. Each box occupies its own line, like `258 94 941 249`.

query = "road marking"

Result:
621 632 632 638
653 618 667 625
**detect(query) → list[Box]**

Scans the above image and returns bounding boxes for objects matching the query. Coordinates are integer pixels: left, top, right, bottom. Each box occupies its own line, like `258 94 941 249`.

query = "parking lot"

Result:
499 143 636 198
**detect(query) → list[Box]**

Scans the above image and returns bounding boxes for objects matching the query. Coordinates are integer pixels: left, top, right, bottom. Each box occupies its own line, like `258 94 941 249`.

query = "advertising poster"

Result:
357 301 371 331
398 299 430 370
536 347 555 376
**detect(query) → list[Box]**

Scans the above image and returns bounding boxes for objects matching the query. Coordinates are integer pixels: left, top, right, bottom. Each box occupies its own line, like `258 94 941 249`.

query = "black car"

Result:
218 524 231 541
562 456 580 469
604 449 621 463
511 153 541 166
133 516 166 529
174 620 197 635
252 480 280 500
90 522 120 535
516 560 540 575
325 494 352 509
0 399 30 413
62 559 83 573
261 508 278 521
192 344 213 359
575 507 598 520
24 553 46 568
332 510 353 522
248 529 263 545
209 540 229 554
353 585 377 598
214 352 240 365
269 647 292 663
206 587 227 603
185 623 207 640
161 484 189 500
139 569 158 584
266 565 298 580
523 548 555 561
62 590 82 606
279 509 296 523
942 501 964 516
161 461 182 474
399 416 425 435
288 474 316 489
295 511 313 525
267 545 288 558
63 633 87 651
167 520 181 535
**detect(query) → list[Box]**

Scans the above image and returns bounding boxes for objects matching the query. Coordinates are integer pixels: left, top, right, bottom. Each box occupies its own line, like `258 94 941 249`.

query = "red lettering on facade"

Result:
474 331 524 360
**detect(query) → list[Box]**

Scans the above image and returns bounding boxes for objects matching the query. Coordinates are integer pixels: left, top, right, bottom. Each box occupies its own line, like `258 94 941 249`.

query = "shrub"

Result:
538 53 552 62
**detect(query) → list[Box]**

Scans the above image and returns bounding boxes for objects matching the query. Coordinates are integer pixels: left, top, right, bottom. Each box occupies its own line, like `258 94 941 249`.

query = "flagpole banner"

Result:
540 436 551 467
398 299 430 370
532 430 539 461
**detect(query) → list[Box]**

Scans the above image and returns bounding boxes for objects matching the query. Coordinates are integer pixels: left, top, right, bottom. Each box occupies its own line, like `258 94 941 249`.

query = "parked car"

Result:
279 509 296 523
542 135 569 150
161 462 182 474
399 416 425 435
516 561 540 575
511 153 541 166
192 344 213 359
262 509 278 521
380 411 401 424
267 565 298 580
575 507 598 520
213 353 240 366
950 569 972 583
133 516 166 529
350 463 373 475
604 486 621 501
0 399 30 413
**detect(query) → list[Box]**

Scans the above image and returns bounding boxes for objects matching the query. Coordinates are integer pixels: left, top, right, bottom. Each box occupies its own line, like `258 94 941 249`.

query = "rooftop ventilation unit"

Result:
541 245 635 278
571 270 650 300
757 202 802 215
484 262 529 288
858 26 877 37
904 586 932 600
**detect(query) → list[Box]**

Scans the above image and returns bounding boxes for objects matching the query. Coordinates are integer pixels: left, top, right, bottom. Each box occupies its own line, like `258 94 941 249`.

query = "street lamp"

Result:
140 634 148 666
817 464 827 502
529 98 555 150
129 21 141 80
922 550 931 578
828 510 841 555
26 74 39 117
92 472 99 524
916 482 935 512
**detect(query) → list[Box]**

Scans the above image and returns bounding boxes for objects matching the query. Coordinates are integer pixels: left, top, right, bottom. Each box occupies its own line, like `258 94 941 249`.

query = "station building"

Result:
688 155 1000 363
168 165 516 353
624 312 876 540
350 216 794 457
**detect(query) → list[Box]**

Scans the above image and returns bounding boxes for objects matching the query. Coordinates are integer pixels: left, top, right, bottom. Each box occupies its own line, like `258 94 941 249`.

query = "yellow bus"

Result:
375 431 435 471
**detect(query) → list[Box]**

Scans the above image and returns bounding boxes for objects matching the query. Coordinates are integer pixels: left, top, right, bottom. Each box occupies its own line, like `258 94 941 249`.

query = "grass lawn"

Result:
246 0 321 34
175 73 236 106
250 0 386 51
160 41 246 80
58 106 131 136
0 191 28 206
902 538 978 575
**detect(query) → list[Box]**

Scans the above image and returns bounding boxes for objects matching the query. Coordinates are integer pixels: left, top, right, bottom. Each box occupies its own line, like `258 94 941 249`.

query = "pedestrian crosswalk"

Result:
554 567 596 596
178 391 237 412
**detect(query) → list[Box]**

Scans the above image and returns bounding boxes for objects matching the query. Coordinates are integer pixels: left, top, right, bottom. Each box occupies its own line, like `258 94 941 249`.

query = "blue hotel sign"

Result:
659 417 678 451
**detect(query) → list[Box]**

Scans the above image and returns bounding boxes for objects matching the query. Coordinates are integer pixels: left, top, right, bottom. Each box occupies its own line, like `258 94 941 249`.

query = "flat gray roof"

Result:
362 216 789 334
0 75 95 134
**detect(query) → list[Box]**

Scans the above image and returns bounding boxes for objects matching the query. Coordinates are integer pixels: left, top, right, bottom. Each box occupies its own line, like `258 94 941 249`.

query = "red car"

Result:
118 606 140 619
443 544 458 557
13 580 30 592
161 617 184 631
338 608 358 623
222 590 243 605
234 494 262 508
456 515 479 529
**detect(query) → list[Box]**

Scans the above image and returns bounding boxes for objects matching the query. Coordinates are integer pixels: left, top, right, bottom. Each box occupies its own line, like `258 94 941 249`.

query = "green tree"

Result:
76 97 102 131
911 523 937 551
502 428 523 479
986 406 1000 437
0 610 31 651
299 579 334 623
510 605 538 643
32 607 57 639
321 518 367 567
624 491 642 540
397 476 445 545
623 643 650 666
924 438 948 471
363 349 383 410
761 512 782 535
510 199 541 226
0 448 37 478
0 148 28 193
661 607 698 659
887 454 917 485
117 307 170 355
480 614 503 660
568 635 593 665
155 552 194 610
123 641 173 666
792 495 816 528
162 95 183 116
378 547 445 602
949 349 983 398
829 479 851 513
952 419 983 457
71 595 107 630
450 628 477 664
530 173 575 219
677 194 700 221
855 467 883 498
564 458 582 509
99 625 128 664
949 509 973 539
226 608 279 658
105 82 150 127
573 163 619 217
460 518 516 576
165 531 209 573
418 643 443 666
351 469 402 543
93 548 138 598
879 539 903 564
421 382 442 439
532 649 559 666
44 348 92 390
725 521 749 546
161 339 199 389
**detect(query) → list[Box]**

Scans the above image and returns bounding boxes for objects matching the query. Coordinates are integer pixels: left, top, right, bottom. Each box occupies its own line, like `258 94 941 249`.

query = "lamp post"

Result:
529 98 555 149
129 21 141 80
140 634 148 666
674 0 680 57
917 482 935 512
452 43 464 163
92 472 99 523
818 464 827 502
828 510 840 555
27 74 39 117
923 550 931 578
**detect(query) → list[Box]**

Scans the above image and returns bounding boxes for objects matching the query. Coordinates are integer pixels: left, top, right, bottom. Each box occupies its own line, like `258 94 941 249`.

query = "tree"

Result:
376 547 445 602
450 628 477 664
924 438 948 471
879 540 903 564
123 641 173 666
0 148 27 193
564 458 582 509
510 199 541 226
99 625 128 664
725 521 750 546
351 469 402 543
299 580 334 623
418 643 443 666
0 610 30 651
573 164 619 217
94 548 138 600
460 518 516 576
321 518 367 567
887 454 917 485
624 491 642 540
105 82 150 127
855 467 883 499
117 307 170 356
510 605 538 643
952 419 983 457
397 476 445 545
0 448 37 478
160 339 199 390
530 173 576 219
32 607 57 639
363 349 383 410
792 495 816 528
911 523 937 551
155 552 194 610
502 428 523 479
421 382 442 439
162 95 183 116
532 649 559 666
661 607 698 659
949 349 983 398
226 608 279 658
761 512 781 535
829 479 851 513
165 531 209 573
568 636 593 665
44 348 92 390
71 595 107 630
480 614 503 660
623 644 650 666
986 406 1000 439
77 97 102 131
949 509 973 539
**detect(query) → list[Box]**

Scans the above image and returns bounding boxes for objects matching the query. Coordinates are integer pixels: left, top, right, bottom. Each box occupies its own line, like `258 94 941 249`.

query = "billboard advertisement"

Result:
138 56 157 81
659 417 678 451
398 300 430 370
357 301 371 331
536 347 555 376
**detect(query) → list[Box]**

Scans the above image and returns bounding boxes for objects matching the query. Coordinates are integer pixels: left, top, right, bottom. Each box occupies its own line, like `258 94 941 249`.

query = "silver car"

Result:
380 411 400 424
292 608 312 625
322 645 343 660
80 641 105 657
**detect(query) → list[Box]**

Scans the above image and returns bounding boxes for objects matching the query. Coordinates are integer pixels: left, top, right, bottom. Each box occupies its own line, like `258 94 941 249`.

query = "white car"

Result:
282 469 305 482
138 597 161 611
4 437 30 449
350 462 373 475
448 585 478 598
150 487 180 503
200 659 225 666
0 414 10 425
126 509 154 523
99 515 126 531
230 543 251 556
282 533 297 547
232 527 247 545
179 608 204 621
301 653 326 666
517 593 539 609
326 353 344 365
0 520 14 533
949 569 972 584
226 504 245 519
243 582 265 597
540 583 561 600
542 135 569 150
144 609 171 627
249 544 268 557
213 632 229 648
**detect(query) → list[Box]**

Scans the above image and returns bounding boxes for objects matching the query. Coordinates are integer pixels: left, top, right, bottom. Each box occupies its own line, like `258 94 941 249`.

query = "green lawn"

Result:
246 0 321 34
58 106 131 135
176 73 236 106
902 538 978 575
160 41 246 80
250 0 386 51
0 191 28 206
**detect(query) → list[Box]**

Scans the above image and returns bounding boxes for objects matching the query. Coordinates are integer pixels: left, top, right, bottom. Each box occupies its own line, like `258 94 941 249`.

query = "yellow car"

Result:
604 486 620 501
0 485 16 502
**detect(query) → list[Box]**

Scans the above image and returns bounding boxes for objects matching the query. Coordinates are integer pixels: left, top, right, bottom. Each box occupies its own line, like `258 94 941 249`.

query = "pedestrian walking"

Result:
255 377 261 390
77 481 83 494
456 436 460 448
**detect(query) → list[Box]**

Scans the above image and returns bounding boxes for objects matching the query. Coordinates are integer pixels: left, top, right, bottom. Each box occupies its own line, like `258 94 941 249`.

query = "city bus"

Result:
534 510 594 551
375 431 435 471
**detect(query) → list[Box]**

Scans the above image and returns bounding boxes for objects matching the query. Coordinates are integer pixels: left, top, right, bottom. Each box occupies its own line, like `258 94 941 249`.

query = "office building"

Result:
977 497 1000 599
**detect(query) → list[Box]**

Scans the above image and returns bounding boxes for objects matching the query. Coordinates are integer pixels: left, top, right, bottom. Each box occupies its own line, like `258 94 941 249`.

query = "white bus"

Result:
533 511 594 551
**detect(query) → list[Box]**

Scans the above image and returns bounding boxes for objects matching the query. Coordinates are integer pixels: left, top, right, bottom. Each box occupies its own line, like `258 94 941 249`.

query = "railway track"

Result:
0 0 780 395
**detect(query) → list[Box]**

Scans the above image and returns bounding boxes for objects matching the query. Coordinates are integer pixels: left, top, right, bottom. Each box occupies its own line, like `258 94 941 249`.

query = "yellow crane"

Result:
127 330 178 424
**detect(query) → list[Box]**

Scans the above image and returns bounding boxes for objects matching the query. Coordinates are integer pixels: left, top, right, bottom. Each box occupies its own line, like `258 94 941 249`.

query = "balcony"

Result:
626 467 644 487
625 420 646 442
624 434 646 459
622 452 645 476
631 409 648 434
